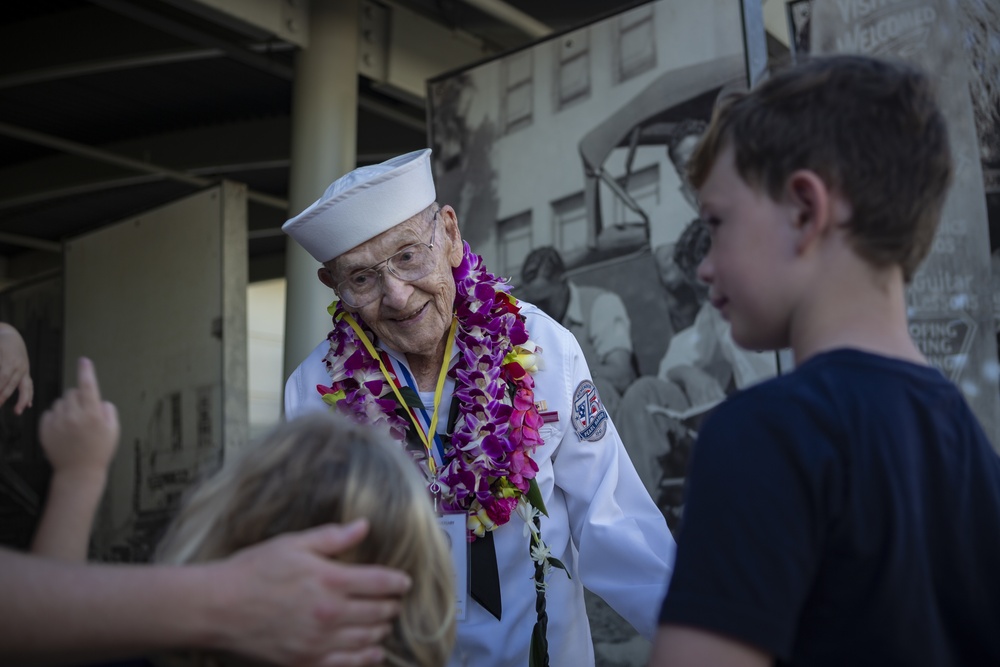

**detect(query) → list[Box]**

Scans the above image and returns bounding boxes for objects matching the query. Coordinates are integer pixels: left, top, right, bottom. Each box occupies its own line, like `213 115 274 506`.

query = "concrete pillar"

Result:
282 0 359 385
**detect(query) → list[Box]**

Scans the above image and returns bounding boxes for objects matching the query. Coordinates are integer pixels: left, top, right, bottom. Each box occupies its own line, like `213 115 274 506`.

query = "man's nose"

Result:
380 270 413 308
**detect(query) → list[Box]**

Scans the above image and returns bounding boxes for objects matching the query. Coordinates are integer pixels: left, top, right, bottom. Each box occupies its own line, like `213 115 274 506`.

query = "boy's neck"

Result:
789 256 927 367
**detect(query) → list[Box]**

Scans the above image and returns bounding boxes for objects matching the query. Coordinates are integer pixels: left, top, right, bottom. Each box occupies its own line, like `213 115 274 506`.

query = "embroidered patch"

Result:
573 380 608 442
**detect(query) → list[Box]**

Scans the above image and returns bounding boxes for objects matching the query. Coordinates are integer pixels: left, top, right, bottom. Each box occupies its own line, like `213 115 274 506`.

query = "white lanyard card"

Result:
437 513 469 621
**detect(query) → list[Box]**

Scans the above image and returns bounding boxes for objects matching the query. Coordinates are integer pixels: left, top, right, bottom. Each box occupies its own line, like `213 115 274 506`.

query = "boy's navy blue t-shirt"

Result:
659 348 1000 666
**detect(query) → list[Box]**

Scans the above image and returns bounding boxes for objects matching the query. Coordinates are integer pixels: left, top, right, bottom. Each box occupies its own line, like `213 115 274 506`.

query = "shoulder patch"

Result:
573 380 608 442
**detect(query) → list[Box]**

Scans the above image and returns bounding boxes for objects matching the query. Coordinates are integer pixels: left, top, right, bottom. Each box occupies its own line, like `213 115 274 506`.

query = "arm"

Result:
31 357 119 561
666 364 726 407
0 321 33 414
657 305 723 384
649 625 771 667
589 292 637 393
3 520 411 666
594 347 637 394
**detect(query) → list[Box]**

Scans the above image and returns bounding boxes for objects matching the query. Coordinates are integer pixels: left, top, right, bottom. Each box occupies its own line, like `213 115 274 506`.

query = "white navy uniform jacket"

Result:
285 302 676 667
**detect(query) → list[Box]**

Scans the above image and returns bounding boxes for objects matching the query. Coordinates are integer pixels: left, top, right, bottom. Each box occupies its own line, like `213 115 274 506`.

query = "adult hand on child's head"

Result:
39 357 120 478
207 519 412 667
0 322 33 415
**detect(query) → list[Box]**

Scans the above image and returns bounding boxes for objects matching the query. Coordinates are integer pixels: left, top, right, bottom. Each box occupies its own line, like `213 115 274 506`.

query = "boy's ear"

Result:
784 170 835 254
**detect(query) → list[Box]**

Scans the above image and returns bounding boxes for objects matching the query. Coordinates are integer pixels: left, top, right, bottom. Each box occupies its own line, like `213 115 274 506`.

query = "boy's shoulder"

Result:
726 347 950 406
699 348 956 456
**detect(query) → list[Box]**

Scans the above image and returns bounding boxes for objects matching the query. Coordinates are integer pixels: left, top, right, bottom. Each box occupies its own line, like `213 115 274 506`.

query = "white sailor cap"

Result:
282 148 436 263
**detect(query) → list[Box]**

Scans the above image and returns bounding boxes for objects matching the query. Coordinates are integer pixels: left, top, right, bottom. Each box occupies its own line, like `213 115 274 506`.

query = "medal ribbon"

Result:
339 312 457 475
381 352 448 464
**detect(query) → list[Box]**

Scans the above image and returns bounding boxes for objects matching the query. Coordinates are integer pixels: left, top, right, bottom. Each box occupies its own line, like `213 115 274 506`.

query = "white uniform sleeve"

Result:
284 341 334 420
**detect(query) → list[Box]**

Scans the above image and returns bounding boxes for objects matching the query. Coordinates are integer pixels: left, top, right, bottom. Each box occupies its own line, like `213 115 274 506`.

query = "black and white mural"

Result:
807 0 1000 446
428 0 776 534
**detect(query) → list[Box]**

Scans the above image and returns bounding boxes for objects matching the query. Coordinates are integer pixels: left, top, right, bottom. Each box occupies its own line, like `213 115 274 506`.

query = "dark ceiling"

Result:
0 0 778 282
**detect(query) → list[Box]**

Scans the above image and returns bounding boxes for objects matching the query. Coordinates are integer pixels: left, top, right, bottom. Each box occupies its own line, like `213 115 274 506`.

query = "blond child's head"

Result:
156 412 455 667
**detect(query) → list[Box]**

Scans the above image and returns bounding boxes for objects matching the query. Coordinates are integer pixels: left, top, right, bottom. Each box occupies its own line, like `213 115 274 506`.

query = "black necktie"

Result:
402 395 503 620
447 396 502 620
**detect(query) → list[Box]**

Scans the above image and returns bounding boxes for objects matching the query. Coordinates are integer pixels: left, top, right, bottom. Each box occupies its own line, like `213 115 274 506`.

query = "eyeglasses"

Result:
335 211 440 309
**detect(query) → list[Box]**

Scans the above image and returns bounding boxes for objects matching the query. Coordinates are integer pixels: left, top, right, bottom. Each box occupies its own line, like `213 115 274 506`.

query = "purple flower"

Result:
320 243 547 537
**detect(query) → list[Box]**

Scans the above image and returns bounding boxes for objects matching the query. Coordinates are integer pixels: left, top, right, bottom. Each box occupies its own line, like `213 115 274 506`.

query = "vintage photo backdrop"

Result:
803 0 1000 446
428 0 777 532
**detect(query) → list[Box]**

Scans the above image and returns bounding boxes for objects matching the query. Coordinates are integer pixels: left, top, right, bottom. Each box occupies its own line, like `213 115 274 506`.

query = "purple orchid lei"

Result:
316 242 546 540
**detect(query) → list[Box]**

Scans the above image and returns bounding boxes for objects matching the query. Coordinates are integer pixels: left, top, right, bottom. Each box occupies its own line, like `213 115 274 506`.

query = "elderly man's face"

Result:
319 206 464 361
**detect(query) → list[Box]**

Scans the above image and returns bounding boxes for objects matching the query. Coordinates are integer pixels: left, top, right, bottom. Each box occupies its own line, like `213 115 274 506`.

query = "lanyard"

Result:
387 356 448 464
339 312 457 475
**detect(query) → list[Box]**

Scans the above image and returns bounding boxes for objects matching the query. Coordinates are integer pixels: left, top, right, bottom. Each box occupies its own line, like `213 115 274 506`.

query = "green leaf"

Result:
526 478 549 517
394 386 425 409
547 556 571 578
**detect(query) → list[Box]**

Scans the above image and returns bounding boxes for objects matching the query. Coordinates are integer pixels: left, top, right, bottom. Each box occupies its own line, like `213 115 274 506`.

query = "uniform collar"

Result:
376 335 460 377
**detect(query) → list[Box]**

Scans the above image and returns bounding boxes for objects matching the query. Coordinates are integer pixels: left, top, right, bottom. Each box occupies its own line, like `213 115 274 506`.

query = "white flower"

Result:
516 499 540 538
530 540 554 592
530 542 551 564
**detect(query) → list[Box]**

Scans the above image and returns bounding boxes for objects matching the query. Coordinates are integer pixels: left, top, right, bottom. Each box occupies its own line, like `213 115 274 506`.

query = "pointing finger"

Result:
76 357 102 405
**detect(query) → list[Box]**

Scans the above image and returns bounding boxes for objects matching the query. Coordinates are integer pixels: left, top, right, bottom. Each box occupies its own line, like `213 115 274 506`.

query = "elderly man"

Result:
283 149 674 667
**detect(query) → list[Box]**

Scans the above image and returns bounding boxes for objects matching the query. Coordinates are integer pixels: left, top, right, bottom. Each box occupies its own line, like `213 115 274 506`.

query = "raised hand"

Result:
32 358 120 561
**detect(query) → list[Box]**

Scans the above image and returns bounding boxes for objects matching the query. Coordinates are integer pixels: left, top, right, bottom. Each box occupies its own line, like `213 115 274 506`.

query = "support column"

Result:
283 0 359 386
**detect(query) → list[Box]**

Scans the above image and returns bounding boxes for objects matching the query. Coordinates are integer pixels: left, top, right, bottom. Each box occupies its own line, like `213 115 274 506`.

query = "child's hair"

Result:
688 54 953 282
156 412 456 667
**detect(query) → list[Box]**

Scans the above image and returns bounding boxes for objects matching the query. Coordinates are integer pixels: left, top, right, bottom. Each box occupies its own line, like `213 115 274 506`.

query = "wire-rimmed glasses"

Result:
335 211 440 308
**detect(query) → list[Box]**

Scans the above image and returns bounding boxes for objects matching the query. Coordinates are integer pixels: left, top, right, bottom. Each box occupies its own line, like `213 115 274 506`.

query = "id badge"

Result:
437 514 469 621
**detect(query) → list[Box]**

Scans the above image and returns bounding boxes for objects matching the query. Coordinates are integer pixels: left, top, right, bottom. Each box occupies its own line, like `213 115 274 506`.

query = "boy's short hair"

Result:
688 55 953 282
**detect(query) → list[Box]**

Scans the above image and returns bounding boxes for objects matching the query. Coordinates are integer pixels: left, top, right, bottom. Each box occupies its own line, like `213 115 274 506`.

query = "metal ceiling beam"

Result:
0 121 288 210
0 42 294 91
0 233 61 254
0 174 162 213
358 95 426 133
89 0 296 80
456 0 553 39
86 0 428 128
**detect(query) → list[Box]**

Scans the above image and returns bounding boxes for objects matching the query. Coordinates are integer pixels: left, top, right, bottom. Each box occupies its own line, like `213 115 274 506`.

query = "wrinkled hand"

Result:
209 519 412 667
0 322 33 415
39 357 120 477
